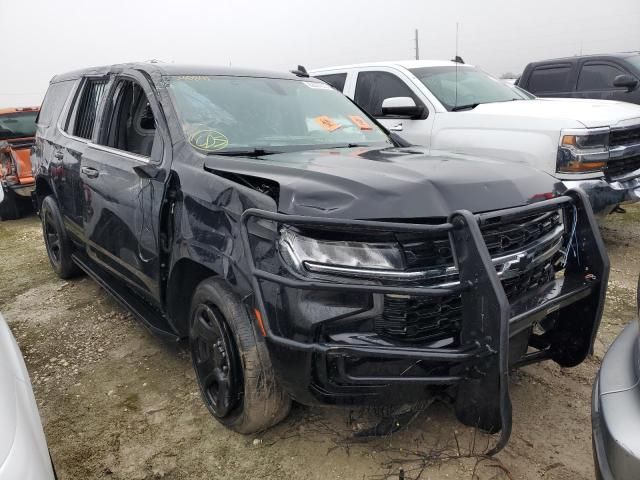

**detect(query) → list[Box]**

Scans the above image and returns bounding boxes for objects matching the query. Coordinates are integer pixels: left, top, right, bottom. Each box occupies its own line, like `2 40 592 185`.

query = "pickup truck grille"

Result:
610 126 640 148
377 208 565 343
605 154 640 180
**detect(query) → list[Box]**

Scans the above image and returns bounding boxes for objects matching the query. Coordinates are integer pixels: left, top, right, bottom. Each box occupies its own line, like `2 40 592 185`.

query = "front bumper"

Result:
242 190 609 454
592 320 640 480
563 177 640 216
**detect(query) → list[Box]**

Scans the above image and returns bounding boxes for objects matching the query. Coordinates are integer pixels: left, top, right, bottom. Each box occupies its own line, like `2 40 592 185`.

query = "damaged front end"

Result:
240 189 608 454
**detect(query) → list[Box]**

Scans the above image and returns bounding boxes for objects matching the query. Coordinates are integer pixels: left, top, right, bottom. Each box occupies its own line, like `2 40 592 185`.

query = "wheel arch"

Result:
165 258 219 337
34 176 54 211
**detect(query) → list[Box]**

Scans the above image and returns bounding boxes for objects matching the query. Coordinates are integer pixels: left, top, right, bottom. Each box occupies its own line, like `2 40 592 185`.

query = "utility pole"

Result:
414 29 419 60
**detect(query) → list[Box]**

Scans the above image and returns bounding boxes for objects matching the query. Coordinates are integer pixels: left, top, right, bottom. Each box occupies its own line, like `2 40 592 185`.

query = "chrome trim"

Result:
87 142 151 163
304 223 566 285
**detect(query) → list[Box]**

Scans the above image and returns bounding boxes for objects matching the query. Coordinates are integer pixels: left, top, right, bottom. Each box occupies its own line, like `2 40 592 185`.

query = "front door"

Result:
352 69 433 148
81 74 168 307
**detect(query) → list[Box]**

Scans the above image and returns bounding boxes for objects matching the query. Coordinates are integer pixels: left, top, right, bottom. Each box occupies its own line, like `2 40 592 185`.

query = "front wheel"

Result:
189 277 291 434
40 195 81 279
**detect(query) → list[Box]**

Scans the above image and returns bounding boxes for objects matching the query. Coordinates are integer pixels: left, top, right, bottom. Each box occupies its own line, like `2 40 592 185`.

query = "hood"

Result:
0 316 21 469
204 147 564 219
469 98 640 129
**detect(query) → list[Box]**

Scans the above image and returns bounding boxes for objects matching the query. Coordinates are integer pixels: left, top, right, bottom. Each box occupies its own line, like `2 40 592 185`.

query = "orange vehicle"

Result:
0 107 39 219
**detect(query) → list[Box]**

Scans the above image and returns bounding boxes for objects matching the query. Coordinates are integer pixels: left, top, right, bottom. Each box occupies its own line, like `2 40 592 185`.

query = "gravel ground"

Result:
1 206 639 480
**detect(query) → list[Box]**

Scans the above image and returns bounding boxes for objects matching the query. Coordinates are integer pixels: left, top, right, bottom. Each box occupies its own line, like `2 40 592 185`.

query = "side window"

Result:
526 65 572 94
577 63 626 91
99 79 157 158
70 78 108 139
354 71 422 117
36 81 74 128
315 73 347 92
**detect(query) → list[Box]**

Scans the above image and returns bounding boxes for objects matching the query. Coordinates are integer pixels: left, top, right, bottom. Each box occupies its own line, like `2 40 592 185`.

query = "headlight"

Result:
557 128 609 174
278 228 404 278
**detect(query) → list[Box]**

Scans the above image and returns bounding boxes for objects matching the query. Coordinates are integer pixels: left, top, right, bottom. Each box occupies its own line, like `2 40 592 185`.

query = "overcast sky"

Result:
1 0 639 107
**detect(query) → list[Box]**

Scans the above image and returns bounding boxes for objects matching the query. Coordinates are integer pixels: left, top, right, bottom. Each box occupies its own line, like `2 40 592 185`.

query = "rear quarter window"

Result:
37 81 75 129
526 64 573 94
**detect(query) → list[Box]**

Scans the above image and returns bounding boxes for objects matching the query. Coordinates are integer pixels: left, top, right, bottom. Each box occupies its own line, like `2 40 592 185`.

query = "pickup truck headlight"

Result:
557 128 609 174
278 228 404 278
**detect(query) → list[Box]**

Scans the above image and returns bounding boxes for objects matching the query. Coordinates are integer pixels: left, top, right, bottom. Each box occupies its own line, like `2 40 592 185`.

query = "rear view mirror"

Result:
613 74 638 92
381 97 425 119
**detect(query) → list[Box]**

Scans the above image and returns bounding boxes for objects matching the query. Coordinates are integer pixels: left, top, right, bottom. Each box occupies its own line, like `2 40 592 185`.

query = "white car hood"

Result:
0 319 20 470
470 98 640 129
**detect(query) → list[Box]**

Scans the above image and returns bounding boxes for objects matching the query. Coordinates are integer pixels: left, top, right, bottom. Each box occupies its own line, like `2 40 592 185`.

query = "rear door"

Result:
56 77 110 240
81 72 169 307
522 63 576 98
351 68 433 147
575 60 637 102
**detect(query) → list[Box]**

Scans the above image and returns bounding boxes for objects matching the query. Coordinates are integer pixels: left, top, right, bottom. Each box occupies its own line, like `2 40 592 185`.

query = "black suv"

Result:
518 52 640 104
33 63 609 451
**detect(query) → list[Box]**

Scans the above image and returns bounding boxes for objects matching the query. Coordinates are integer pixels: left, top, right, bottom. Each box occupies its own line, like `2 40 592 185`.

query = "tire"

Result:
189 277 291 434
40 195 81 279
0 188 20 220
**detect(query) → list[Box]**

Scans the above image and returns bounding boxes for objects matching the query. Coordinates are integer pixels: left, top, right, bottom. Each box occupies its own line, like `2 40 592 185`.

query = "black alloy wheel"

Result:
190 302 242 418
43 207 62 267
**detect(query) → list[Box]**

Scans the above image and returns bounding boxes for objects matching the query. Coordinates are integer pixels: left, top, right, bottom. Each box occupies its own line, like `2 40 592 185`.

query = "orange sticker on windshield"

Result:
314 116 341 132
348 115 372 130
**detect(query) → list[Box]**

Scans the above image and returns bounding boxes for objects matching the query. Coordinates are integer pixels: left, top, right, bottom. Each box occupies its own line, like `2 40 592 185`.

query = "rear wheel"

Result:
40 195 81 279
189 277 291 434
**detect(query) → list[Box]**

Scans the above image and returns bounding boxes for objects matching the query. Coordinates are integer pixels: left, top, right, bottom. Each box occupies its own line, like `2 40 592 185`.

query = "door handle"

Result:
54 150 64 160
389 122 404 132
81 166 100 178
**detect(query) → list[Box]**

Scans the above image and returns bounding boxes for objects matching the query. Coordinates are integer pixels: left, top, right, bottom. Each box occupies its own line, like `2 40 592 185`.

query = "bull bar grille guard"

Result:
239 189 609 454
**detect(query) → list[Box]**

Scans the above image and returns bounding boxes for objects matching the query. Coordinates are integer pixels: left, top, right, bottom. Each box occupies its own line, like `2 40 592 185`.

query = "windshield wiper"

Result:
451 103 481 112
332 143 371 148
213 148 282 157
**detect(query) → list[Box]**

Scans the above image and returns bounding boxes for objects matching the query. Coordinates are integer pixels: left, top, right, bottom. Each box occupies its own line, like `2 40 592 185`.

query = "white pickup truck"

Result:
311 60 640 214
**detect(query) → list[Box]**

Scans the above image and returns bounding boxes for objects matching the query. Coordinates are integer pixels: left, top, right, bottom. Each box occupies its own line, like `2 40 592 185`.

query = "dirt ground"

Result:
1 206 639 480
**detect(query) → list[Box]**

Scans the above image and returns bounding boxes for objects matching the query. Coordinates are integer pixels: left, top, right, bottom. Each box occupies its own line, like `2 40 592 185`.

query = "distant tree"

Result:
500 72 520 79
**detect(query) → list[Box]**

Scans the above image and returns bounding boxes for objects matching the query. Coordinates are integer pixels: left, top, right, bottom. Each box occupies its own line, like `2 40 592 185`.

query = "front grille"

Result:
481 210 562 257
605 154 640 179
399 210 563 270
379 295 462 342
377 209 565 343
610 127 640 148
378 258 559 343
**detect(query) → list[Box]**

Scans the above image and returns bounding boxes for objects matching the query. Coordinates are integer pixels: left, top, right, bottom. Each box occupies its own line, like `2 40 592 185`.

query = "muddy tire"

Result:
189 277 291 434
41 195 81 279
0 188 20 220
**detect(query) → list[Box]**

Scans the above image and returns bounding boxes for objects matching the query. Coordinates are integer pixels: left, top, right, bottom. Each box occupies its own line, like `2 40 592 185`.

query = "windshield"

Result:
409 66 531 111
0 111 38 140
167 76 391 154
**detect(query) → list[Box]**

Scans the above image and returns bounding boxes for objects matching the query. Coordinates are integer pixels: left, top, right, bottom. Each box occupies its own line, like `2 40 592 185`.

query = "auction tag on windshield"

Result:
348 115 372 130
314 116 341 132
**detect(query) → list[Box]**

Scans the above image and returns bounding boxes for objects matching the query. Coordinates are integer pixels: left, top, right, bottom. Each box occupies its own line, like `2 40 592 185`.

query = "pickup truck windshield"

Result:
168 76 391 154
409 66 531 112
0 112 38 140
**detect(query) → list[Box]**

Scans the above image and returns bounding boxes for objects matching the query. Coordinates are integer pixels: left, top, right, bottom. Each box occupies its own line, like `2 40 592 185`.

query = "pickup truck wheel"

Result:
189 278 291 434
0 188 20 220
40 195 80 279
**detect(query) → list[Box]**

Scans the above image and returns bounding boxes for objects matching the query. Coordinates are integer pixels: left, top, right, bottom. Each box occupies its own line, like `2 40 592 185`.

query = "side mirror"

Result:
613 74 638 92
381 97 425 119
